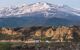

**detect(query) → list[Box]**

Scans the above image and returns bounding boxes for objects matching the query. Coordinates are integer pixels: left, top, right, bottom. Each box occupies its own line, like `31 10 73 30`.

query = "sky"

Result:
0 0 80 9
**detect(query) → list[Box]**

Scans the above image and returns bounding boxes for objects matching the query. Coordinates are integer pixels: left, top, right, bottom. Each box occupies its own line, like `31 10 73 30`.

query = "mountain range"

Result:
0 2 80 27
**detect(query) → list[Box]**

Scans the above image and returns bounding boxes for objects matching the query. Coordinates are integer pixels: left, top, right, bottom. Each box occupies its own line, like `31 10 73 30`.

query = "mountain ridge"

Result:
0 2 80 18
0 2 80 27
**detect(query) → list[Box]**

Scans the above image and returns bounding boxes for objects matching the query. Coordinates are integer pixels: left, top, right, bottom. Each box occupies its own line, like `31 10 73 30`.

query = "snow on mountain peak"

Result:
0 2 80 18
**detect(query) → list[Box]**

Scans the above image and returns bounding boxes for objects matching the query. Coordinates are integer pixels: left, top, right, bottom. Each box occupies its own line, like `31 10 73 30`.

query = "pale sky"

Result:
0 0 80 9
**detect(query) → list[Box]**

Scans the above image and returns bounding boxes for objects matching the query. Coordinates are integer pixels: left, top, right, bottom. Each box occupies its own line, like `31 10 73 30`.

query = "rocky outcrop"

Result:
0 26 80 42
0 27 21 35
34 26 80 42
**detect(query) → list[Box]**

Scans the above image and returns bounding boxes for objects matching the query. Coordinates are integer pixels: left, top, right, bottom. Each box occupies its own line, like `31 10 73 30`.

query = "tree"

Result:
72 32 80 43
63 33 68 42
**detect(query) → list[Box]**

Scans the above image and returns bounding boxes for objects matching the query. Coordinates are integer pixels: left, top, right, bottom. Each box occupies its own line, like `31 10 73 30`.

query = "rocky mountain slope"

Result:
0 2 80 27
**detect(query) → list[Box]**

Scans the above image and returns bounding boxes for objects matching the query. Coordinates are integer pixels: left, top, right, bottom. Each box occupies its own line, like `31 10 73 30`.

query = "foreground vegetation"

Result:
0 25 80 50
0 42 80 50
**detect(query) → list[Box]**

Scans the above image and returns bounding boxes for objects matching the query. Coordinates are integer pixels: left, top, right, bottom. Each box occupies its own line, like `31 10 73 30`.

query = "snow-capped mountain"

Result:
0 2 80 18
0 2 80 27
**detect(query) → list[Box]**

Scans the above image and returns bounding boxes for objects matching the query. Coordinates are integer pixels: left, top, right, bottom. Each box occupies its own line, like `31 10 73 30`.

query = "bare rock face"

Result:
34 26 80 42
0 27 21 35
0 26 80 42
